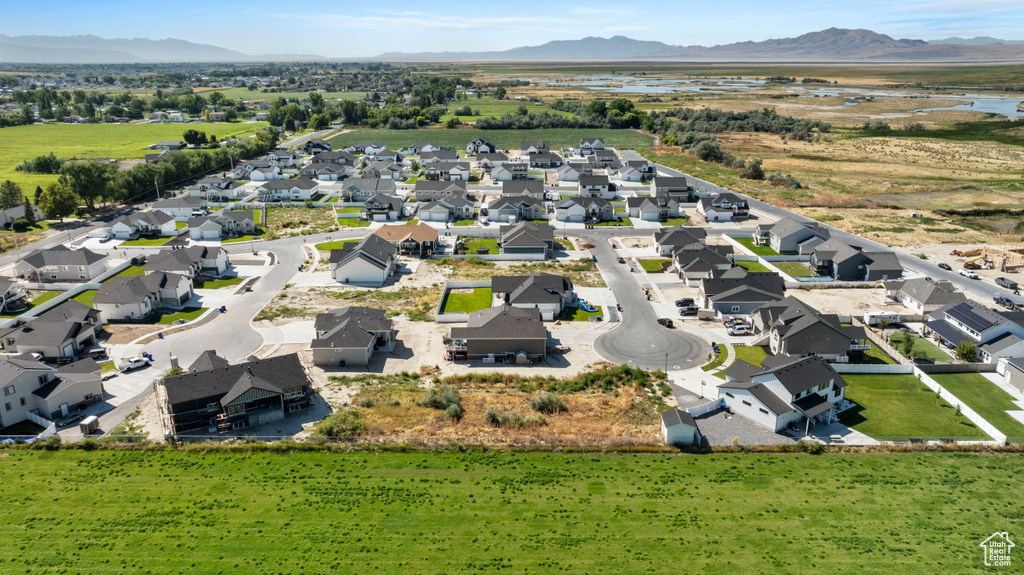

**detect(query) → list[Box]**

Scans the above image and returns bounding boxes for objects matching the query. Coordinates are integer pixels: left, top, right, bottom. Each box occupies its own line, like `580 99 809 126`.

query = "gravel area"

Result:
694 408 797 447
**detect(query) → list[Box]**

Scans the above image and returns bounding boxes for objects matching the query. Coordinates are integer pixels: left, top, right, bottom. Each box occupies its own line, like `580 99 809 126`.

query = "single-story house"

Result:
528 152 563 168
0 204 44 229
371 222 439 256
146 245 229 277
555 162 592 183
256 178 320 202
881 277 966 315
313 150 358 166
500 222 554 257
501 180 545 199
555 197 614 223
111 211 177 240
311 307 395 367
93 272 194 321
653 227 707 256
487 196 545 223
362 161 404 181
187 211 257 242
492 273 576 320
475 152 508 168
299 162 347 181
415 180 468 202
338 178 396 202
408 142 440 155
755 218 830 255
466 137 495 155
420 150 458 162
672 244 734 286
627 196 680 222
344 141 385 155
416 197 474 222
698 268 786 315
447 305 548 362
424 161 471 181
490 162 528 181
330 235 400 287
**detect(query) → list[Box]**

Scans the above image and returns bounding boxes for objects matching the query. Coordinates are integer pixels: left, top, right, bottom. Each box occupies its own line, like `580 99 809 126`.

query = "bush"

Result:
739 158 765 180
444 403 463 421
484 407 546 428
530 392 567 414
11 219 29 232
417 385 462 418
357 397 376 408
311 408 364 437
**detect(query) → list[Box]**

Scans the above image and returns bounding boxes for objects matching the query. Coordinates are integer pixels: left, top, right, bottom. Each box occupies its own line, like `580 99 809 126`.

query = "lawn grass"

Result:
327 128 654 151
561 305 603 321
439 97 576 123
0 290 59 318
735 237 779 256
734 259 772 273
773 262 815 278
838 374 989 440
222 230 266 244
103 265 146 282
0 449 1016 574
713 345 768 379
72 289 97 307
0 122 268 194
555 239 575 251
194 276 244 290
118 236 172 247
156 307 207 324
661 217 690 226
591 217 633 227
440 287 492 313
335 206 362 214
888 333 950 362
452 219 477 226
97 360 116 373
175 221 187 229
701 344 729 372
406 219 419 225
932 373 1024 440
338 219 372 228
463 237 499 254
638 258 671 272
0 420 45 436
857 343 898 365
314 240 359 251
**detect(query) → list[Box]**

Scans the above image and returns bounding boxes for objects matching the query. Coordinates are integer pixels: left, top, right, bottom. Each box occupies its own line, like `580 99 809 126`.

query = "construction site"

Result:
951 245 1024 272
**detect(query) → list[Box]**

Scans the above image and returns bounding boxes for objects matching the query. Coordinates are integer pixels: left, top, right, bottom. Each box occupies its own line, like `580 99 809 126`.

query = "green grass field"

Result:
591 217 633 227
735 237 779 256
338 219 372 228
314 240 358 251
0 290 59 318
102 265 146 281
72 289 97 307
156 307 207 324
888 334 950 362
0 449 1018 574
222 230 266 243
734 260 772 273
440 287 492 313
932 373 1024 440
440 97 576 123
0 122 269 194
714 345 768 379
701 344 729 372
773 262 814 278
194 276 244 290
328 129 654 151
118 236 173 247
662 217 690 226
463 237 499 254
639 258 671 272
197 88 366 102
562 305 602 321
839 374 989 440
452 219 476 226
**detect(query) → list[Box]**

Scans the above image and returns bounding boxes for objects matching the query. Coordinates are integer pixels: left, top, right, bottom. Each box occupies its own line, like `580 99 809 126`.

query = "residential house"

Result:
414 180 468 202
501 180 545 199
492 273 576 320
162 353 313 435
247 165 283 182
627 196 680 222
313 150 358 166
881 277 966 315
303 138 331 154
653 227 708 256
578 175 613 199
661 409 699 446
997 357 1024 395
362 161 403 181
14 246 108 282
620 160 653 182
528 152 563 168
500 222 554 257
755 217 830 255
672 244 734 286
555 162 592 183
371 222 439 256
146 245 229 277
589 149 620 169
371 149 404 163
578 137 605 155
110 211 177 240
555 197 614 223
420 150 458 162
344 141 385 155
487 195 545 223
466 137 495 155
93 272 194 321
267 149 302 167
339 178 396 202
150 140 185 151
490 162 528 181
408 142 440 155
751 297 870 362
424 161 470 181
720 355 847 433
0 301 102 360
416 197 474 223
188 211 257 242
255 178 320 202
475 152 508 169
299 162 346 181
698 268 786 315
696 193 749 222
651 176 694 202
188 176 242 201
311 307 396 367
0 356 103 429
809 238 904 281
0 204 43 229
330 235 400 286
446 305 548 362
362 194 404 222
924 301 1024 361
152 196 207 220
521 141 549 155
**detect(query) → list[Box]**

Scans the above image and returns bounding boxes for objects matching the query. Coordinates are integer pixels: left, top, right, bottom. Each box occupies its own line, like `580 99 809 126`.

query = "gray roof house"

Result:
362 194 404 222
627 196 680 222
555 196 614 223
466 137 495 155
0 301 102 360
882 277 966 314
93 272 194 321
924 300 1024 361
492 273 577 320
751 296 869 361
311 307 395 367
414 180 468 202
487 195 545 223
809 238 903 281
420 150 458 161
339 178 397 201
416 196 474 222
501 180 545 199
672 244 734 285
330 234 400 287
651 176 694 201
15 245 108 282
423 161 470 181
653 227 708 256
500 222 554 257
755 217 830 255
528 152 563 168
521 141 549 155
698 269 786 315
696 193 749 222
152 196 207 220
447 305 548 361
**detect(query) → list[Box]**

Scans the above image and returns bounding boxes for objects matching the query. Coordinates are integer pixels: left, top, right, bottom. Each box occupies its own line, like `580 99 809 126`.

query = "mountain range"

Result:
2 29 1024 63
0 34 322 63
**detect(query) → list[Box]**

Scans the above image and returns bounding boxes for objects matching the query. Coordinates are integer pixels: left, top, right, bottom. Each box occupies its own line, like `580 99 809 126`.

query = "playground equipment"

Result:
578 300 598 313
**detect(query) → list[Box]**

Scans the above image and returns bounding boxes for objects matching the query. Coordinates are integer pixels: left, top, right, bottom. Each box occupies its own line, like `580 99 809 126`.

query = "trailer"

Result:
78 415 100 435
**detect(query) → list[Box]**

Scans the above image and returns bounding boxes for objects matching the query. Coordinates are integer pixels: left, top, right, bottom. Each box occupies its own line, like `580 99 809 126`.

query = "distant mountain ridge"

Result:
377 36 675 61
0 34 322 63
931 36 1024 46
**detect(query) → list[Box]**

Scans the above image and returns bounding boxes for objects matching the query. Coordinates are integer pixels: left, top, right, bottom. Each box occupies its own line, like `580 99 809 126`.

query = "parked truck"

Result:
996 277 1019 290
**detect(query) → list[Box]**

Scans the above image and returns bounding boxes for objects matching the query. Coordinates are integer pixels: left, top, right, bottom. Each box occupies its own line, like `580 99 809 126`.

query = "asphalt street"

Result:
575 229 710 371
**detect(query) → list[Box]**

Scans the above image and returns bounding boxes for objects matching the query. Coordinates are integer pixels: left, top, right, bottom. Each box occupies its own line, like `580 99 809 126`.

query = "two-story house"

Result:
256 178 320 202
362 194 404 222
751 297 870 362
487 195 545 223
810 238 903 281
696 193 749 222
15 246 108 282
555 197 614 223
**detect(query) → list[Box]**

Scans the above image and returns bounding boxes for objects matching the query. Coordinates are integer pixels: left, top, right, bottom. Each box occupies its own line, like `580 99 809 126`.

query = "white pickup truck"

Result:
117 357 151 372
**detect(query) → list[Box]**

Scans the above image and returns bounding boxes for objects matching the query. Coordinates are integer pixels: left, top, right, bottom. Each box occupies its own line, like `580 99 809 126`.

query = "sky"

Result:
2 0 1024 57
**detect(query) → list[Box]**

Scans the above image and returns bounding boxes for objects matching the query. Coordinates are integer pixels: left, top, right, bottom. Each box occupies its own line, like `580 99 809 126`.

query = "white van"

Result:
863 312 901 326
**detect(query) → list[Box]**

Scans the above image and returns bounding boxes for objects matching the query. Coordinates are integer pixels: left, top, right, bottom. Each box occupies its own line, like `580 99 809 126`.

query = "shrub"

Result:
417 385 462 417
530 392 567 414
357 397 376 408
311 408 364 437
484 407 547 428
739 158 765 180
444 403 463 421
11 219 29 232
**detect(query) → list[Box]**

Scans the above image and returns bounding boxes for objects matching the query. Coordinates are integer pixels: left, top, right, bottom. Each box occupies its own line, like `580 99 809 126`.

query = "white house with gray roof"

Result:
339 178 396 202
330 235 399 287
0 356 103 429
256 178 320 202
14 245 108 282
93 272 193 321
882 277 966 314
311 307 395 366
110 211 177 240
153 196 207 220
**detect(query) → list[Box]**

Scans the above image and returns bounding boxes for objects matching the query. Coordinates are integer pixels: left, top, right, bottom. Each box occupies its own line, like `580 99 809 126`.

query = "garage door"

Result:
62 343 74 357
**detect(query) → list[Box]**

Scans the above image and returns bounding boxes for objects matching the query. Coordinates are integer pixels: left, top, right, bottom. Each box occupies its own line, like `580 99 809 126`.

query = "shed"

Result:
660 409 699 446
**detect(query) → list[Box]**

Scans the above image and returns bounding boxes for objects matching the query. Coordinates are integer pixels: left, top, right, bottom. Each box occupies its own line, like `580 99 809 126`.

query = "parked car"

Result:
994 296 1016 310
678 306 698 316
724 317 749 327
675 298 695 307
727 326 753 336
117 357 151 372
55 411 86 428
938 262 952 271
617 256 625 264
959 269 980 279
656 318 674 328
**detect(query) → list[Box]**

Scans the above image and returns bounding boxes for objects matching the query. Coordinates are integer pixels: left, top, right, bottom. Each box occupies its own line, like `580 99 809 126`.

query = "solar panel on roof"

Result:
947 302 995 333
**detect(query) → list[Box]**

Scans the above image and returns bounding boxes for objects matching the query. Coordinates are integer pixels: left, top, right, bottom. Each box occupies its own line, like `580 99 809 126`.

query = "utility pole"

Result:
154 176 160 200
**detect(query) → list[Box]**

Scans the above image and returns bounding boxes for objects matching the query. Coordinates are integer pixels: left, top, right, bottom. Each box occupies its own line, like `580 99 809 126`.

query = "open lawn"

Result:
661 217 690 226
0 420 45 436
338 219 372 228
452 219 476 226
0 290 58 318
328 128 654 151
463 237 499 254
734 260 772 273
103 265 146 281
932 373 1024 441
0 122 268 194
72 290 97 307
701 344 728 372
439 97 576 123
773 262 815 278
335 206 362 214
714 345 768 379
315 240 358 252
0 449 1018 573
591 217 633 227
838 374 989 440
639 258 671 272
440 287 492 313
734 237 779 256
156 307 207 324
118 236 172 247
194 276 244 290
888 333 950 362
222 231 265 244
561 305 602 321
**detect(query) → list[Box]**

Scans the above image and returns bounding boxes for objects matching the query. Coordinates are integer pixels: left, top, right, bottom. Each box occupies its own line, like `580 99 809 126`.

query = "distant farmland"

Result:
327 128 654 151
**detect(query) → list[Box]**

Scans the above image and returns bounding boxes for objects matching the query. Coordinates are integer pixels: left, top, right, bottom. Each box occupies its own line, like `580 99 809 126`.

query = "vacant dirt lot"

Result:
789 287 912 317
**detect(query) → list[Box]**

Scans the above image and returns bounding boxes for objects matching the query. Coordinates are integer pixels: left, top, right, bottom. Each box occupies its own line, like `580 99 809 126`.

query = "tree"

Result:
494 86 507 100
878 318 890 339
33 186 43 204
0 180 24 210
585 100 607 117
37 181 79 222
182 129 207 146
284 117 296 132
740 158 765 180
59 161 114 211
954 340 977 362
21 198 34 225
898 332 915 358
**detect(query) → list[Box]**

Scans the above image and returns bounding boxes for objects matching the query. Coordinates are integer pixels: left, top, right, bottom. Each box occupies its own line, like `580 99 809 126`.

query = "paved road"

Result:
280 125 343 150
575 229 710 371
624 150 1012 305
